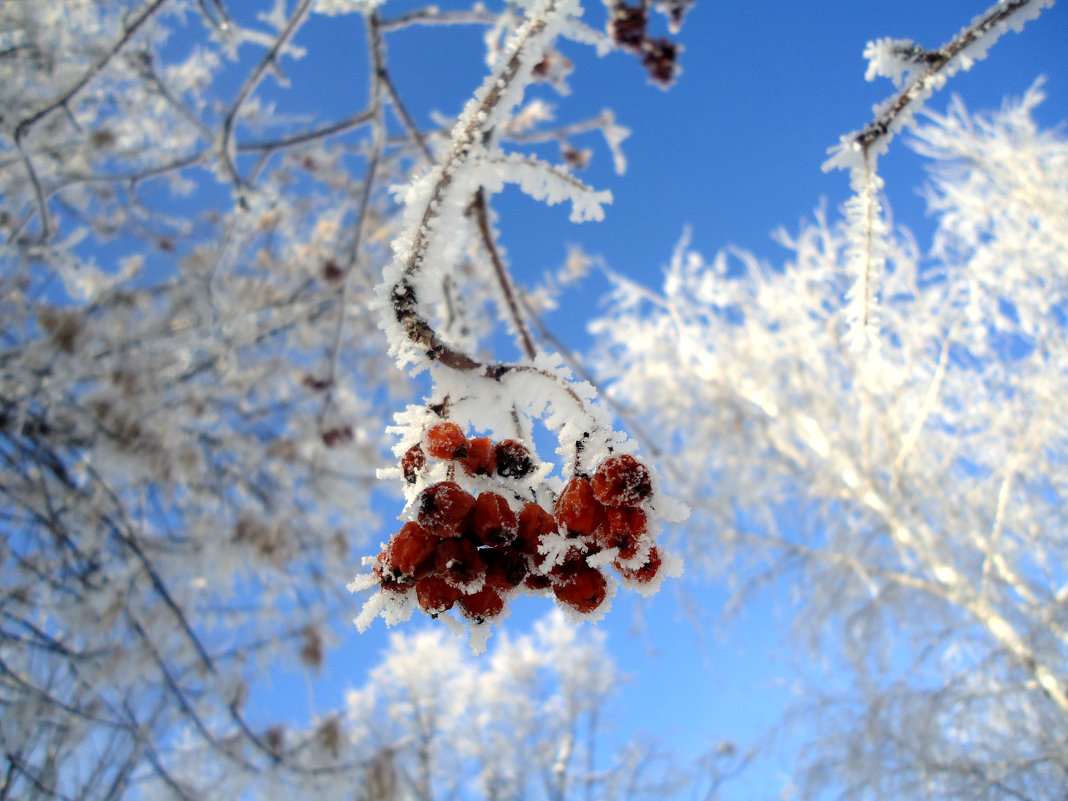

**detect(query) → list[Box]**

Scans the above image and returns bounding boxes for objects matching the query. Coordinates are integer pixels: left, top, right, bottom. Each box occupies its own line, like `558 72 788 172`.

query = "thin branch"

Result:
218 0 315 188
470 188 538 360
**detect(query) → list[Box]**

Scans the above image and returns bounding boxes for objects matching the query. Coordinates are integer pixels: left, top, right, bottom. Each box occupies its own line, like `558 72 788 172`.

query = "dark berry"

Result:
610 1 647 50
495 440 535 479
434 537 486 589
483 548 529 589
417 481 476 537
459 586 505 622
426 422 467 460
401 444 427 484
516 502 557 556
468 492 518 546
416 575 463 614
615 546 662 584
642 38 677 86
461 436 497 476
594 506 648 560
385 522 437 578
554 477 604 537
591 455 652 507
553 565 608 613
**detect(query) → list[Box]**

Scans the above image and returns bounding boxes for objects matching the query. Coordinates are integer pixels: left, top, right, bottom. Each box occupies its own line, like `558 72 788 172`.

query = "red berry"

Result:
516 502 557 556
553 565 607 613
524 573 552 591
401 444 426 484
483 548 529 589
591 455 652 507
594 506 648 560
615 546 662 584
417 481 476 537
425 422 467 460
554 477 604 537
460 436 497 476
458 586 505 622
385 522 437 578
434 537 486 589
468 492 518 546
495 440 534 479
416 575 462 614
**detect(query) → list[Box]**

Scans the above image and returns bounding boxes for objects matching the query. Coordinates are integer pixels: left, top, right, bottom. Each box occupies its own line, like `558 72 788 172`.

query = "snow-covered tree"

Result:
1 0 683 796
591 79 1068 800
1 0 1061 798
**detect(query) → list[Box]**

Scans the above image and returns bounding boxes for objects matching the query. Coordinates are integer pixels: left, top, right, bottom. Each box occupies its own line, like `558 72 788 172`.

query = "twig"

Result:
218 0 315 189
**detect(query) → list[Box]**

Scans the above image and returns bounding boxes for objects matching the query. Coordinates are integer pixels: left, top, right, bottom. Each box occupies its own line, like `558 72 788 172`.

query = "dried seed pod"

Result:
401 444 427 484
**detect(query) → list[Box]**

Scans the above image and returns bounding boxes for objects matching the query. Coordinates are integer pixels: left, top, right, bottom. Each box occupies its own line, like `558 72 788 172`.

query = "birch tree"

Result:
591 76 1068 801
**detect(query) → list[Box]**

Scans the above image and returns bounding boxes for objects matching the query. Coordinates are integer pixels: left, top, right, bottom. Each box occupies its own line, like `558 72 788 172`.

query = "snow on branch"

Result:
823 0 1054 351
354 0 687 651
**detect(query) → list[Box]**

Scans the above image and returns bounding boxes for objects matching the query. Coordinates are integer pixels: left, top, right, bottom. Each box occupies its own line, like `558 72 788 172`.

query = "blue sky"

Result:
221 0 1066 794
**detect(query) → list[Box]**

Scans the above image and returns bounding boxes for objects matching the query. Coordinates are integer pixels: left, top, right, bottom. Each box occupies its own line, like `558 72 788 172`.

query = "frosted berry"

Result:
385 521 437 578
458 586 505 622
461 436 497 476
591 455 652 507
552 564 608 613
483 547 529 589
495 439 535 479
425 422 467 460
615 545 662 584
516 502 557 556
594 506 648 560
434 537 486 589
401 444 426 484
468 492 518 546
554 477 604 537
417 481 476 537
416 575 463 615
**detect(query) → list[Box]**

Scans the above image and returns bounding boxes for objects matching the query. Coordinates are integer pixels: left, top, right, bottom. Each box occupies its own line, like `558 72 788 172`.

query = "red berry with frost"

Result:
591 455 652 507
461 436 497 476
434 537 486 589
458 586 505 622
483 548 529 590
615 545 662 584
416 575 462 615
417 481 476 537
385 521 437 578
554 477 604 537
495 439 535 479
553 564 608 613
594 506 648 560
425 422 467 460
468 492 518 546
401 444 426 484
516 502 557 556
524 573 552 591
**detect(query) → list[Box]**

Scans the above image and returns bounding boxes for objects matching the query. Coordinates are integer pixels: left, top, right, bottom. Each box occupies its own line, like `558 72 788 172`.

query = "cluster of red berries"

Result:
608 1 681 86
372 422 665 624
